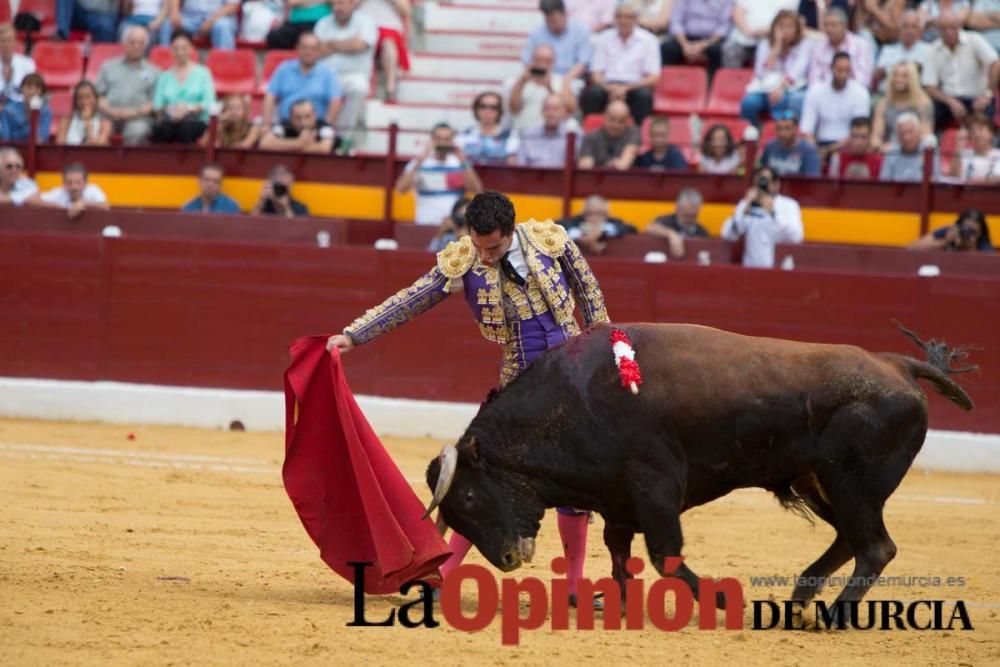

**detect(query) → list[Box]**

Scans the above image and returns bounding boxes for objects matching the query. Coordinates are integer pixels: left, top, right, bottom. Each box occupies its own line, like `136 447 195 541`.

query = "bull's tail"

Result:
887 320 976 411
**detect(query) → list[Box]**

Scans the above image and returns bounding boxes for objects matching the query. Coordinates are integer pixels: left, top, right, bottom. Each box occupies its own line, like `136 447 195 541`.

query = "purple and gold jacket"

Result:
343 220 610 385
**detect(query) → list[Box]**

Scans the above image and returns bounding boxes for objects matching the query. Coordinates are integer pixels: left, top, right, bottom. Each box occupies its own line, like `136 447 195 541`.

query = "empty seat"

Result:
704 68 753 117
84 43 124 81
148 45 175 71
205 49 257 95
653 66 707 115
30 41 85 89
258 50 296 95
48 89 72 117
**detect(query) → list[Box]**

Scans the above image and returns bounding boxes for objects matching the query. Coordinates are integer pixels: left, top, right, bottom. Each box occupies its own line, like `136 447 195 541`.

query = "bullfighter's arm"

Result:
559 236 610 327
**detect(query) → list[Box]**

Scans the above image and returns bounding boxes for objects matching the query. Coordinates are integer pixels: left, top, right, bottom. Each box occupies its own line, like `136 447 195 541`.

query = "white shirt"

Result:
0 54 36 98
799 79 872 144
923 31 1000 98
590 27 661 83
404 153 466 225
721 194 804 269
131 0 164 16
361 0 403 30
506 229 528 279
4 177 39 205
40 183 108 208
314 10 378 78
503 73 566 131
729 0 798 45
958 148 1000 181
876 41 930 79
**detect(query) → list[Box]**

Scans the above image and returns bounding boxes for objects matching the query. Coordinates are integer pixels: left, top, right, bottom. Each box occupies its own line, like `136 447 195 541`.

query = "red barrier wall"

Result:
0 231 997 432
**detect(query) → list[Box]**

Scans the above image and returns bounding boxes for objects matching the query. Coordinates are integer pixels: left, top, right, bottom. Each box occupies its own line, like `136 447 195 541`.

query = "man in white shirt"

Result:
721 166 804 269
800 53 872 160
0 147 39 206
395 123 483 225
808 8 874 88
873 10 931 93
29 163 110 220
580 2 661 124
0 24 36 99
923 11 1000 131
314 0 378 140
505 44 576 131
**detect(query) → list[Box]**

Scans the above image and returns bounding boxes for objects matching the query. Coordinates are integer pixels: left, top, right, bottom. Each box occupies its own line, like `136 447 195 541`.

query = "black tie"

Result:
500 252 526 287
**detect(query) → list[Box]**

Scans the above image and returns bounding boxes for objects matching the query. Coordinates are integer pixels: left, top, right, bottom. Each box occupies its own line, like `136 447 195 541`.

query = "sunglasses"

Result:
3 163 24 170
772 110 798 121
476 103 501 110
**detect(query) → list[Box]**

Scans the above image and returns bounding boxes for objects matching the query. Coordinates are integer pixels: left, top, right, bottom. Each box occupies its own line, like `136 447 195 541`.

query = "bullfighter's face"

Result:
470 229 513 268
426 439 543 572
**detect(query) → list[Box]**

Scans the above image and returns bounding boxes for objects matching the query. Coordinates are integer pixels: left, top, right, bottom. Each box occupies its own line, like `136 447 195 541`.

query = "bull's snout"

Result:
500 550 520 570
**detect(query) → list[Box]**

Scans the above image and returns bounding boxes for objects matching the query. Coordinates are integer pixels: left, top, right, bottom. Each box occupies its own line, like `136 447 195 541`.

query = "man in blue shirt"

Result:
182 163 242 214
261 31 343 126
522 0 591 84
759 110 821 177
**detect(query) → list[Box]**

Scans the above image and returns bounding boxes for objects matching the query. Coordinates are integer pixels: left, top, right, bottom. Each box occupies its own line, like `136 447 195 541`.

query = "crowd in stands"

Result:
2 0 998 265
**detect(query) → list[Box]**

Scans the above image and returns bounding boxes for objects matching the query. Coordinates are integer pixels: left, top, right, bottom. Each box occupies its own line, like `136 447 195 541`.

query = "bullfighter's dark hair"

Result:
466 190 516 237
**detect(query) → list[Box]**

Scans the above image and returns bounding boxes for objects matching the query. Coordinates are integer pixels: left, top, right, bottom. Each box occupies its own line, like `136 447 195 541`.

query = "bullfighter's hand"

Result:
326 334 354 353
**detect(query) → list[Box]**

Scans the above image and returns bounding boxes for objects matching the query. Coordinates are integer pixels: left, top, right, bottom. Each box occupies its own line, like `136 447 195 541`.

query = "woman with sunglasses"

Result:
56 81 112 146
456 91 520 166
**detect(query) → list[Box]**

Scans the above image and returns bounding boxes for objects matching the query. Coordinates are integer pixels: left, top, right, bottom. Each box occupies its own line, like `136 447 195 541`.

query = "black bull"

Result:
425 323 974 613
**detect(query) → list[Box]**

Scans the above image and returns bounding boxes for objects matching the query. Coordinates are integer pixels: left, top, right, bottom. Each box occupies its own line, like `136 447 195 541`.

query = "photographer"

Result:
506 44 577 131
251 165 310 218
395 123 483 226
909 209 994 253
721 166 804 268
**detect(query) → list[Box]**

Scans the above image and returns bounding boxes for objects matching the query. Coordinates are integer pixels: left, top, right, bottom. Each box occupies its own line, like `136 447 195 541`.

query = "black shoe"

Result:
568 593 604 610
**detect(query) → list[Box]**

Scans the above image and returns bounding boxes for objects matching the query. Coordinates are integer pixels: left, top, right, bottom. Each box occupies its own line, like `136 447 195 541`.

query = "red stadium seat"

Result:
148 45 175 71
653 66 707 115
258 50 296 95
31 41 85 90
0 0 11 23
205 49 258 95
939 127 959 174
48 89 72 116
83 43 124 81
705 68 753 117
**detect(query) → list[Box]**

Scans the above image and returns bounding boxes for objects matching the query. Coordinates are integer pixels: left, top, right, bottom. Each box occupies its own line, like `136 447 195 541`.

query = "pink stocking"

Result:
557 513 589 596
439 532 473 580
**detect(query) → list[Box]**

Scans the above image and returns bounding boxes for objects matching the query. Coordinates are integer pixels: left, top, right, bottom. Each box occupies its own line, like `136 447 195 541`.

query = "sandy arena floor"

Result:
0 418 997 666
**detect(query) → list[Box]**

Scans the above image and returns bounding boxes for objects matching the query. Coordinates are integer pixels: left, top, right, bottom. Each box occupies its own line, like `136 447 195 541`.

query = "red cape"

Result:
282 336 451 594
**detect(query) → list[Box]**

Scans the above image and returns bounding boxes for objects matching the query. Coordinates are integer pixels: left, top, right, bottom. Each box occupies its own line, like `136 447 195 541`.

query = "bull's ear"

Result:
459 436 481 467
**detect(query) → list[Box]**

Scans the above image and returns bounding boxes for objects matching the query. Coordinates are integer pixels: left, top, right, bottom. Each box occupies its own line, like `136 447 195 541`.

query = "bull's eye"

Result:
465 490 474 504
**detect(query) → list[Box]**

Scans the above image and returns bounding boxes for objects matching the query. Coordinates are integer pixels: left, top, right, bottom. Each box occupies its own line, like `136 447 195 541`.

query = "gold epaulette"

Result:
521 219 569 258
436 235 476 279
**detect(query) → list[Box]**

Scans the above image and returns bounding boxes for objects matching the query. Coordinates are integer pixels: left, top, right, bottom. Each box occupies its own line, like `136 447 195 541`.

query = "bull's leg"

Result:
789 480 853 602
602 521 634 603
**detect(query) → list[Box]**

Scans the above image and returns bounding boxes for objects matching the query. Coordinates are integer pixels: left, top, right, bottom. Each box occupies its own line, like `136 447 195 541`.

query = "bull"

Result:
424 322 975 618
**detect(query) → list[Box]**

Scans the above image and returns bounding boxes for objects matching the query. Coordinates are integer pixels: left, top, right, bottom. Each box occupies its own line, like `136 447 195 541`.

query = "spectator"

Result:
266 0 329 49
799 52 872 160
314 0 377 140
807 8 874 88
56 81 112 145
506 44 577 131
0 147 38 206
721 165 804 268
260 98 336 153
878 111 939 182
523 0 592 86
457 91 520 165
29 162 110 220
163 0 239 50
580 2 661 125
577 100 641 170
873 10 930 93
872 62 934 151
395 123 483 226
251 164 310 217
203 94 262 148
56 0 119 43
361 0 411 102
564 0 616 32
969 0 1000 54
828 117 884 179
0 23 35 99
427 197 470 253
855 0 905 47
517 93 580 168
559 194 637 255
151 31 216 144
645 187 709 258
118 0 171 43
240 0 285 43
0 73 51 142
798 0 852 32
182 162 241 213
698 123 742 174
739 10 811 126
760 110 822 177
722 0 798 69
920 0 972 42
910 209 993 252
635 116 689 170
923 11 999 132
262 32 342 128
660 0 734 77
949 114 1000 183
636 0 673 39
96 26 159 145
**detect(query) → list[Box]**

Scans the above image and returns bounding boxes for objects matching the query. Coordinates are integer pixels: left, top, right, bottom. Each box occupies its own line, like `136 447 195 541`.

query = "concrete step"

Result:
397 77 499 106
358 128 435 158
409 52 523 81
364 99 475 132
419 31 527 58
421 1 538 34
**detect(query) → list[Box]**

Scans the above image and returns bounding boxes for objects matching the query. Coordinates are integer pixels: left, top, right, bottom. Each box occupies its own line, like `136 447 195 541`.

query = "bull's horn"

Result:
422 444 457 519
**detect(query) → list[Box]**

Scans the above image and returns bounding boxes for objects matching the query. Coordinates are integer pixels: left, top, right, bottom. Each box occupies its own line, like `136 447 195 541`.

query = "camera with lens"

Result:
272 182 288 198
958 225 978 241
